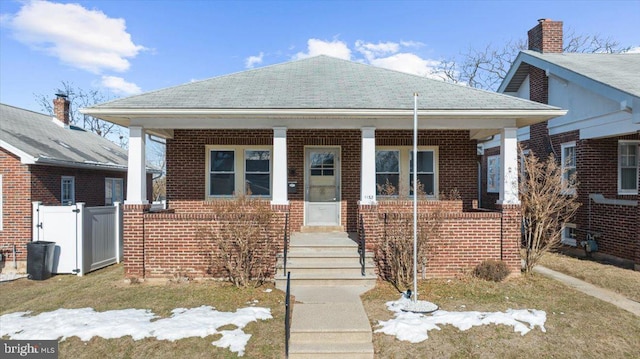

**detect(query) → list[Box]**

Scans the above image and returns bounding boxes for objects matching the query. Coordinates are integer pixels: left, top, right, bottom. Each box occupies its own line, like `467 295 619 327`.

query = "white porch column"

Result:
271 127 289 205
361 127 377 204
125 126 148 205
498 127 520 205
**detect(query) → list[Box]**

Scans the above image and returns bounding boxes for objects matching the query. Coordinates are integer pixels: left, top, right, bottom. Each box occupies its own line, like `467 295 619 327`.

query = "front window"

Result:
207 147 272 198
561 142 576 193
61 176 75 205
619 141 639 195
209 150 236 196
487 155 500 193
245 150 271 196
376 150 399 196
105 178 124 205
410 151 435 196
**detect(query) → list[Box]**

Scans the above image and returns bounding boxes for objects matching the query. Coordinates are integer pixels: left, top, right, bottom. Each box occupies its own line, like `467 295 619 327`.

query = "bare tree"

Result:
519 148 580 274
35 81 127 146
435 30 628 91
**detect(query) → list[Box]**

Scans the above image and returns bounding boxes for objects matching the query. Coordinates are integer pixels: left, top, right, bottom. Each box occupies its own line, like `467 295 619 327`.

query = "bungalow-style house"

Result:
482 19 640 270
82 55 566 280
0 96 152 272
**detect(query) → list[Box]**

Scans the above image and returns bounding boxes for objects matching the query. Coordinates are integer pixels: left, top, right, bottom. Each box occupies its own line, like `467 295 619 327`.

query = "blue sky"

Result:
1 0 639 114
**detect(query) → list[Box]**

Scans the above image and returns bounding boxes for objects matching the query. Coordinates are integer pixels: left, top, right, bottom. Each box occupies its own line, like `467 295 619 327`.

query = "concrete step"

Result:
289 342 374 359
290 329 372 343
276 274 377 290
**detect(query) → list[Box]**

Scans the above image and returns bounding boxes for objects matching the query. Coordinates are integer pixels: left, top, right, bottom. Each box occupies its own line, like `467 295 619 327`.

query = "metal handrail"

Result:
285 271 291 358
358 214 366 276
283 213 289 277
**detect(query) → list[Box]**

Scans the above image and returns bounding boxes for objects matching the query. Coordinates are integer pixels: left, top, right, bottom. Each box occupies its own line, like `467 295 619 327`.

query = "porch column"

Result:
272 127 289 205
498 127 520 205
361 127 377 204
125 126 148 205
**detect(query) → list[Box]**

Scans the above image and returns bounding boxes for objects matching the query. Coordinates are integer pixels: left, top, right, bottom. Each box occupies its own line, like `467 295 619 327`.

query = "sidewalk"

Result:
534 266 640 317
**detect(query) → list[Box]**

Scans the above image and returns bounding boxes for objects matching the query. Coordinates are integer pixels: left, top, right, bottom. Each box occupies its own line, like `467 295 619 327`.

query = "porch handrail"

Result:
283 213 289 277
285 271 291 358
358 214 366 276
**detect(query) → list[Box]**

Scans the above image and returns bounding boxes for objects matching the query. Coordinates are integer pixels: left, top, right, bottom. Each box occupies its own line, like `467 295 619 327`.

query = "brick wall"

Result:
30 166 127 206
358 200 520 278
122 201 288 279
166 129 479 233
0 148 31 264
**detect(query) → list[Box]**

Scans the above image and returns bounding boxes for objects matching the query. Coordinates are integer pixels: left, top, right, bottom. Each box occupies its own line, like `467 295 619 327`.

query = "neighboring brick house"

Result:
0 97 152 272
83 55 565 279
481 19 640 270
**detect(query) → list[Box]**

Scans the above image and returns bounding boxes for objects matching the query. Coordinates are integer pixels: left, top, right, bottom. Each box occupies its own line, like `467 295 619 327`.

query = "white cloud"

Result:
245 52 264 68
369 53 442 78
355 40 400 61
4 0 145 73
101 75 142 95
293 38 351 60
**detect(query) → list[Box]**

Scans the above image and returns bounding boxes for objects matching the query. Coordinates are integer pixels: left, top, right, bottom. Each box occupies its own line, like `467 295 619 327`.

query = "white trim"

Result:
271 127 288 205
618 140 639 195
498 127 520 205
0 140 36 164
561 141 577 195
125 126 148 205
361 127 377 204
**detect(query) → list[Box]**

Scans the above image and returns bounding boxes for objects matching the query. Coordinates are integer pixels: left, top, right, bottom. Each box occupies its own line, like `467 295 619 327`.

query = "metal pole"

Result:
413 93 418 303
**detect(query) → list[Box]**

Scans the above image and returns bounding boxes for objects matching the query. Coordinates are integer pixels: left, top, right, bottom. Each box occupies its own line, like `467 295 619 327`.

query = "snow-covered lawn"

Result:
376 296 546 343
0 305 272 357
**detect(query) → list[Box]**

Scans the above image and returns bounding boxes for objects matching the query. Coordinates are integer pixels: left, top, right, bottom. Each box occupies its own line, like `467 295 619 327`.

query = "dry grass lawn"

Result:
363 273 640 358
0 264 285 358
539 252 640 302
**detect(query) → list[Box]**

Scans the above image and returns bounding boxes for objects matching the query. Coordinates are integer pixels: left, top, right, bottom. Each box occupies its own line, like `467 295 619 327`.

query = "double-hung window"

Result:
245 150 271 196
561 142 576 193
487 155 500 193
61 176 75 205
619 141 639 195
410 150 435 196
375 150 400 196
207 147 272 198
105 178 124 205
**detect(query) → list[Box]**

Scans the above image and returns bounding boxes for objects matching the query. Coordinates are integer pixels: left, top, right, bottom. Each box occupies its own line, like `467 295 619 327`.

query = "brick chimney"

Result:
527 19 563 159
528 18 563 53
53 93 70 126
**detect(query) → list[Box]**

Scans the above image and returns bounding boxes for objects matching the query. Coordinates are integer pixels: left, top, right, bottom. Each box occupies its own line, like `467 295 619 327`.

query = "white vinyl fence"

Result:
32 201 122 276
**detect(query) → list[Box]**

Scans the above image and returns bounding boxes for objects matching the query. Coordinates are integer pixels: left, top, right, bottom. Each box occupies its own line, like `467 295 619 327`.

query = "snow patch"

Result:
376 296 546 343
0 306 272 357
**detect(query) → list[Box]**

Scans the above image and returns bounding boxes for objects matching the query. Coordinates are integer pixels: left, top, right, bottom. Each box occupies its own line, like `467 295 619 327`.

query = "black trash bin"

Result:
27 241 56 280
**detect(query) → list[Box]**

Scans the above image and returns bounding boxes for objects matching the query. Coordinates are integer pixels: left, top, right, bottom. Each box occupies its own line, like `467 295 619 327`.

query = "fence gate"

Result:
32 202 122 276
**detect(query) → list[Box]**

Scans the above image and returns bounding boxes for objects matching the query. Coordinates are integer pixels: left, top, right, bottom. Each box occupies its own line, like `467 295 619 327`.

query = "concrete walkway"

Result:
289 286 374 358
534 266 640 317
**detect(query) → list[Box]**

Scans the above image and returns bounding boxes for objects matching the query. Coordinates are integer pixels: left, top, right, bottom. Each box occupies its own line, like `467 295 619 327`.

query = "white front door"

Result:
305 147 341 226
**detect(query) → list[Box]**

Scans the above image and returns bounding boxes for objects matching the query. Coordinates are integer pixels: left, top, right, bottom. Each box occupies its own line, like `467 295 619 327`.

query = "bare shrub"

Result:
473 260 511 282
377 179 398 196
520 147 580 274
377 210 443 291
198 196 275 287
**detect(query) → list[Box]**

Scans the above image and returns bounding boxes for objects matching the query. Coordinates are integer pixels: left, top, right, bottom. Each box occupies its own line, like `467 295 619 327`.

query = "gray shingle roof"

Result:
503 51 640 97
90 55 556 111
0 103 128 170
